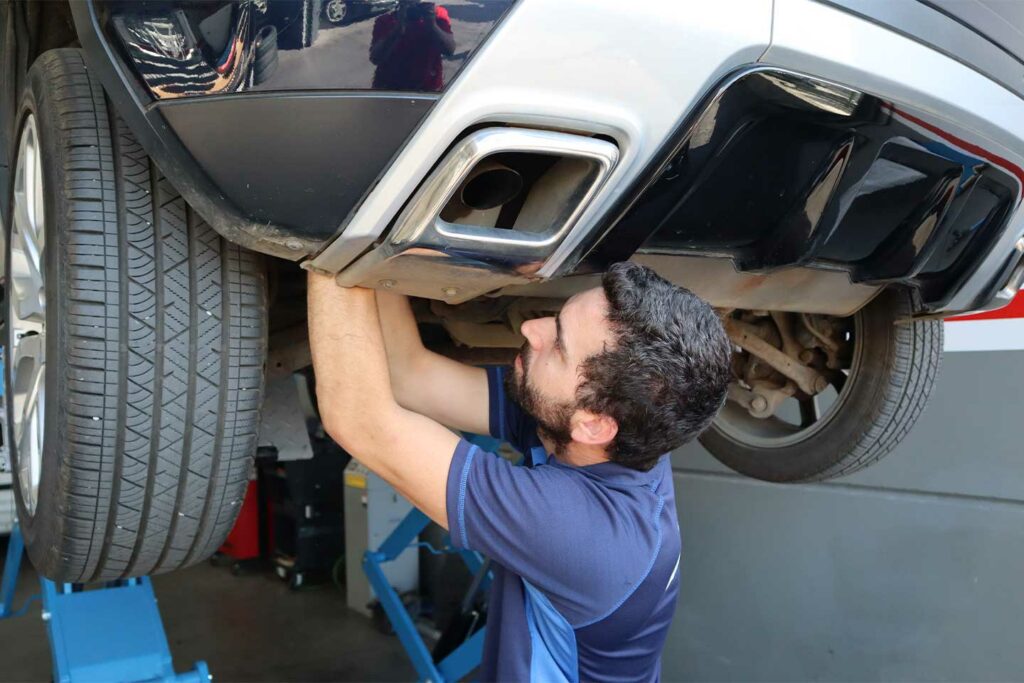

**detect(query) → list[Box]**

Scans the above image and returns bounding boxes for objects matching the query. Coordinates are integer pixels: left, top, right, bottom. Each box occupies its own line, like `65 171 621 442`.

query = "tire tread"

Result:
23 49 266 582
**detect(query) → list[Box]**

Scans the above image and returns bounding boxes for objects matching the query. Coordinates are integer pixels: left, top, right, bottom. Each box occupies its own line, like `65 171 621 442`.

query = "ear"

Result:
570 409 618 448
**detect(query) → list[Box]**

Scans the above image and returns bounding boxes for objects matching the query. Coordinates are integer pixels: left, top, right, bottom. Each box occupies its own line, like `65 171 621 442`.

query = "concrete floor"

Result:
0 539 415 682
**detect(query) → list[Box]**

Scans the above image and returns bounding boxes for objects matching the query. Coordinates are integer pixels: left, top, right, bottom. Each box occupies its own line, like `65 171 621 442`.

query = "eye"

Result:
553 313 566 358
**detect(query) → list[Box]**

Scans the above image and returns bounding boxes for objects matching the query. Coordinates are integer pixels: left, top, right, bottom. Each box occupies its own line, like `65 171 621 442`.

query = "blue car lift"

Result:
1 523 209 683
0 346 208 682
363 435 497 682
364 508 489 683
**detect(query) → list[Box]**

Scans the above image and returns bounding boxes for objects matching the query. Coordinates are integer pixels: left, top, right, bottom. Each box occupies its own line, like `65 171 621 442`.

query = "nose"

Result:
520 316 553 352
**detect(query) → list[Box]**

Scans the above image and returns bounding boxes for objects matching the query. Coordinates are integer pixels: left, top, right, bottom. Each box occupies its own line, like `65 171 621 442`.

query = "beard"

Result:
505 343 575 457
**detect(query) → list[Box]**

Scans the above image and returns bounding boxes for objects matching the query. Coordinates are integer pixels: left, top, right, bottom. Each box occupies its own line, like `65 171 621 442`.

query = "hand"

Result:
415 2 436 20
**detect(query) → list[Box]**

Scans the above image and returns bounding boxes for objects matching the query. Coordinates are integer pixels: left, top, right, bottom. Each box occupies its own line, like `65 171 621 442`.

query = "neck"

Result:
541 435 610 468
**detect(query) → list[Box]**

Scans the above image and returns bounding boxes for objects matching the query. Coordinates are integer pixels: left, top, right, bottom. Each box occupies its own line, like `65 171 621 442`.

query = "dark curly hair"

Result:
576 262 732 471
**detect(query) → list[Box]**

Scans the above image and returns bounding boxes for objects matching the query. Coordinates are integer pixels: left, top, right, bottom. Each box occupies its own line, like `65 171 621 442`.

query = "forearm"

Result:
431 22 455 55
307 275 398 465
375 291 490 434
376 292 453 415
376 292 428 381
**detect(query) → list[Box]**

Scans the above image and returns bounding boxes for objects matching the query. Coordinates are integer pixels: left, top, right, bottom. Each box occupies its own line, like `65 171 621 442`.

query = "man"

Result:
369 0 455 92
308 262 732 681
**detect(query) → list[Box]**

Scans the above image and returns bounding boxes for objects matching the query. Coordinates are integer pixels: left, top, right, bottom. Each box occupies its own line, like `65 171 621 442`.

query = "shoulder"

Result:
534 468 670 626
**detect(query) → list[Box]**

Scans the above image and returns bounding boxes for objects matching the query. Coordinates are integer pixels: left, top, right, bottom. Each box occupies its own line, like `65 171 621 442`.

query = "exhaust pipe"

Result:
456 160 523 212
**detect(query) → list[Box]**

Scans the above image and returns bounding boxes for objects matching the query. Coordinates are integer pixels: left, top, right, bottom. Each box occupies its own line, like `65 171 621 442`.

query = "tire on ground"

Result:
700 289 943 482
6 49 267 582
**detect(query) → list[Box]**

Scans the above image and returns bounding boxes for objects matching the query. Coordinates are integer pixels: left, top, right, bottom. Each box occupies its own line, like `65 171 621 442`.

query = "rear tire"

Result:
5 49 267 582
700 290 942 482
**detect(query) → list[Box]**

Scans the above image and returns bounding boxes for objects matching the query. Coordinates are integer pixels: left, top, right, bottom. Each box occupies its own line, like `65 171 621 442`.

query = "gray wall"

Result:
664 350 1024 682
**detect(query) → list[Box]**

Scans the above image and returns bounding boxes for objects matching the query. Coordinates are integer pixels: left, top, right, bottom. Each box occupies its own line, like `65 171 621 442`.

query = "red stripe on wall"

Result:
950 291 1024 321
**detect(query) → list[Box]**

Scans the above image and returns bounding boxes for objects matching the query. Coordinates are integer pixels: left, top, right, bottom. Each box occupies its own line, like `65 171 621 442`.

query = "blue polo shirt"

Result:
446 367 682 682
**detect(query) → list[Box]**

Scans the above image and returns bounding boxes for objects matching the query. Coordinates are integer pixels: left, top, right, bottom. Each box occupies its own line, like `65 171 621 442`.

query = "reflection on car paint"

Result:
582 70 1020 312
105 0 516 99
112 3 261 98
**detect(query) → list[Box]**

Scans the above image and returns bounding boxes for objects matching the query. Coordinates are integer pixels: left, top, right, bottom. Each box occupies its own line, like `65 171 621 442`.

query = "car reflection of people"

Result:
369 1 455 91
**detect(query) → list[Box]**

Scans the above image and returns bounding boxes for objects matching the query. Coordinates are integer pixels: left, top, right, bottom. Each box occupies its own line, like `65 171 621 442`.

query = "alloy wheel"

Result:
325 0 348 23
8 113 47 516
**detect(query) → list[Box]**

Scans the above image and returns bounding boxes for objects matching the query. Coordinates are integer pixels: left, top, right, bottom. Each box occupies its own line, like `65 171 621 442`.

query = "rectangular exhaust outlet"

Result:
335 127 618 302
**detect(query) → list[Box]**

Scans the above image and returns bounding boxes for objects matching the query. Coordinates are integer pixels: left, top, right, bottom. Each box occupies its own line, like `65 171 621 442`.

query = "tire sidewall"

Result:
6 60 70 575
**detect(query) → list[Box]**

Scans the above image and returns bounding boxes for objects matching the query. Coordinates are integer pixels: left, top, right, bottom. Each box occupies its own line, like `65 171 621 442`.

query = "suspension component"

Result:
724 318 830 396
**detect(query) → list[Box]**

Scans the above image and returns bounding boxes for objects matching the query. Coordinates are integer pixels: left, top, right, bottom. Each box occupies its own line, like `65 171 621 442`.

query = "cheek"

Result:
525 352 553 385
533 357 577 403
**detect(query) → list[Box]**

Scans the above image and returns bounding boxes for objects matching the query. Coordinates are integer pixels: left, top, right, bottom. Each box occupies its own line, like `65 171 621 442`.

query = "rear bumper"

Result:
73 0 1024 315
311 0 1024 315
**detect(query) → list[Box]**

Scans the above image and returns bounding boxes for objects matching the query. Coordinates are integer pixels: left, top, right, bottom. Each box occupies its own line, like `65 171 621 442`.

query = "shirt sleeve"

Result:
445 439 663 626
435 6 453 33
486 366 538 455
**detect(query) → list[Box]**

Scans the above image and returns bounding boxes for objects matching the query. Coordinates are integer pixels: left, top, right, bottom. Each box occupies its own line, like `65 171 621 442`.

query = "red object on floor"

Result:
219 479 262 560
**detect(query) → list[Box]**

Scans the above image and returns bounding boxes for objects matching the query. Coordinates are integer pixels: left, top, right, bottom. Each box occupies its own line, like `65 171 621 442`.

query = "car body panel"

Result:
307 0 1024 315
308 0 775 274
160 93 434 240
105 0 514 98
583 70 1019 314
923 0 1024 65
819 0 1024 100
762 0 1024 313
64 0 517 258
22 0 1016 314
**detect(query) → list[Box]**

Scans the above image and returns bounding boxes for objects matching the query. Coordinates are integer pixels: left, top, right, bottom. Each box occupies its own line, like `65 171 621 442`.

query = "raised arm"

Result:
376 291 490 436
308 274 460 527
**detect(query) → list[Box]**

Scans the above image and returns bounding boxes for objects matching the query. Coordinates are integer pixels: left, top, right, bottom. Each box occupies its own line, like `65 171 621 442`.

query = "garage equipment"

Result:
265 444 348 589
364 507 488 683
0 346 204 681
1 523 209 683
344 462 419 616
362 435 498 682
215 474 270 570
0 346 205 682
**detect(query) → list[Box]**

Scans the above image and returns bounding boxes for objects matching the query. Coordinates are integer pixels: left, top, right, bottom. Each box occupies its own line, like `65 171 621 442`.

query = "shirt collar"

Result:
549 454 668 487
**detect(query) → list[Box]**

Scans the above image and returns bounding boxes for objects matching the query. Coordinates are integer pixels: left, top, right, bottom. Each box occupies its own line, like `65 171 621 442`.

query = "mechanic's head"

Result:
507 262 732 471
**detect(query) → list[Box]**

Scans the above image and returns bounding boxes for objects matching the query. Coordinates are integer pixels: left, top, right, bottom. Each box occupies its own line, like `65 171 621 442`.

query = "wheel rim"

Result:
325 0 347 23
713 313 861 450
8 113 47 516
